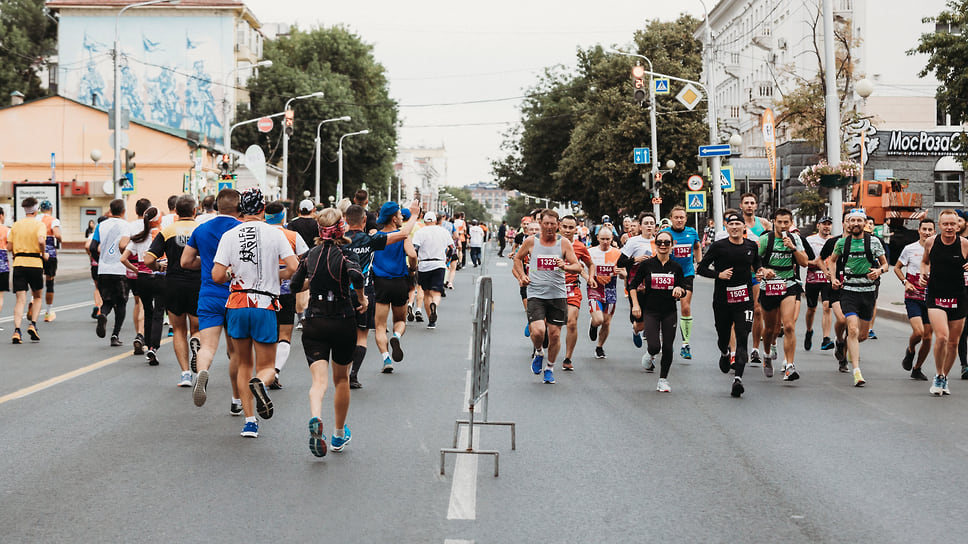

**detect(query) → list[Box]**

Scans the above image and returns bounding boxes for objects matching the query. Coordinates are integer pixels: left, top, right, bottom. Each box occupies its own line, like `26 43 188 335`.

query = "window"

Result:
936 22 962 35
935 171 963 204
937 102 963 126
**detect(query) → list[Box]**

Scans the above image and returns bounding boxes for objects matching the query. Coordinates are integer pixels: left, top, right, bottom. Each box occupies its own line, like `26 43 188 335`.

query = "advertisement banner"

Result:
761 108 777 190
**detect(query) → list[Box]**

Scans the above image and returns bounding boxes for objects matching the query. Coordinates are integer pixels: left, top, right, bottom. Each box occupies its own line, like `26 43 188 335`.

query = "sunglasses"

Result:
655 240 673 246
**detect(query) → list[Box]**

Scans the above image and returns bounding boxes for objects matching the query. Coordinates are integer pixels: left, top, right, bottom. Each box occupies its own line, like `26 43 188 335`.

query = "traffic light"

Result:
284 109 294 136
124 149 136 172
632 65 646 103
219 154 231 173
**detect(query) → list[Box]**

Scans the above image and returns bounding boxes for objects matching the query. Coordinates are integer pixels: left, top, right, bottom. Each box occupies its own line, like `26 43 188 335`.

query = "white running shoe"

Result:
177 371 193 387
656 378 670 393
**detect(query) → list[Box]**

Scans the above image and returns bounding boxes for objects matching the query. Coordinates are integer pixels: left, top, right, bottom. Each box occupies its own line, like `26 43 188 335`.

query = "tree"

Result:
502 195 534 227
233 25 398 205
441 186 492 224
0 0 57 101
790 188 828 222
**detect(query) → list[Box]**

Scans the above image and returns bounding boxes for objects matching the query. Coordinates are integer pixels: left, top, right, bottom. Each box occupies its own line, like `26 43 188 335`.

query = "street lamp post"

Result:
611 49 662 217
282 91 325 202
223 60 272 156
314 116 351 204
113 0 180 200
698 0 725 234
821 0 842 235
337 129 370 201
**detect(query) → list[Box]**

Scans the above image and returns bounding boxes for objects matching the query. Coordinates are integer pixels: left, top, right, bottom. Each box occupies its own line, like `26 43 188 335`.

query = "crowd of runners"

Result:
508 192 968 399
0 189 477 456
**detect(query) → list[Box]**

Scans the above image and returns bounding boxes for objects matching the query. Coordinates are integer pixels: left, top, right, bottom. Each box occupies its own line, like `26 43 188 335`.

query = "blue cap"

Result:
40 200 53 211
378 201 400 225
401 208 411 221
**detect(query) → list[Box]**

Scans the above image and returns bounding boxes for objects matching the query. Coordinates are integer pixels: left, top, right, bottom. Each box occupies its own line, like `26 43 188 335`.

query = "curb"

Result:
875 303 909 324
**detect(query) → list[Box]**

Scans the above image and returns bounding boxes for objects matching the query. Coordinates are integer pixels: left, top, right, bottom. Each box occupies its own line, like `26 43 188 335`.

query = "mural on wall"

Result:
844 118 880 166
59 16 231 143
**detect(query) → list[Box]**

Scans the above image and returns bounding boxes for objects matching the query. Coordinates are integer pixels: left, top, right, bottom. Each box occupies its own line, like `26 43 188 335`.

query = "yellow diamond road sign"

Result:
676 83 703 111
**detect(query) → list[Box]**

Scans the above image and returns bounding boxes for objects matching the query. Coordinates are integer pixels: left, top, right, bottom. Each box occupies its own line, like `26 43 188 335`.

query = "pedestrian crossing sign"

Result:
686 191 707 212
654 78 670 95
720 165 734 193
218 180 235 192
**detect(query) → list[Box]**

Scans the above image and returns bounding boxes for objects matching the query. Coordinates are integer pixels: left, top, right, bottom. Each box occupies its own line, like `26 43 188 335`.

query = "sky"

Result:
245 1 707 187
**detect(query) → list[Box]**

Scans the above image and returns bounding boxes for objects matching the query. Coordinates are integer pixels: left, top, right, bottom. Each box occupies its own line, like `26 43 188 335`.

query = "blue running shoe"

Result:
331 425 352 452
382 356 394 374
531 354 543 375
543 369 555 384
632 332 643 348
240 420 259 438
524 323 530 337
308 417 327 457
680 344 692 360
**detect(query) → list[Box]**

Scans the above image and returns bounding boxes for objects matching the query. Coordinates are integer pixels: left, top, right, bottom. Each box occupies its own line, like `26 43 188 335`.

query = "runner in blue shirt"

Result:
661 206 702 359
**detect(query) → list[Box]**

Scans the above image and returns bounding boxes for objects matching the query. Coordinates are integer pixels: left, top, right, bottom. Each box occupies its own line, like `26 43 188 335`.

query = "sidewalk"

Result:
45 250 92 283
875 272 908 324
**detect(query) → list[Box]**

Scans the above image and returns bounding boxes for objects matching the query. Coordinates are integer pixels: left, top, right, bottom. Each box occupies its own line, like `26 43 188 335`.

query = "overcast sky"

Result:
246 1 706 187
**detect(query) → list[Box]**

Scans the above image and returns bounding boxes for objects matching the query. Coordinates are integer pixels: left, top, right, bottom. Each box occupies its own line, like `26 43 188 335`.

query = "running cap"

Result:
401 209 411 221
40 200 53 211
298 199 315 213
659 218 672 228
818 216 833 223
424 211 437 223
725 213 744 224
378 201 400 225
601 214 611 223
845 208 867 220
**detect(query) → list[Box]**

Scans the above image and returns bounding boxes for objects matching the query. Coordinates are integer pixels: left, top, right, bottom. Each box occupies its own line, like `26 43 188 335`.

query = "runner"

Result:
512 220 542 339
920 209 968 396
413 211 455 331
661 206 701 360
292 207 366 456
37 200 61 322
266 200 310 389
803 216 834 351
145 195 200 387
212 188 298 437
372 201 419 373
697 212 763 397
757 208 808 382
8 197 47 344
740 193 771 366
586 226 623 360
617 212 656 355
90 199 130 347
127 198 151 355
0 207 8 325
558 215 592 370
893 218 935 380
121 206 165 365
454 212 468 269
468 220 485 267
85 215 107 321
819 220 849 372
288 199 319 329
629 230 684 392
512 209 582 384
829 209 889 387
181 189 242 413
497 220 508 257
620 216 640 247
195 195 217 224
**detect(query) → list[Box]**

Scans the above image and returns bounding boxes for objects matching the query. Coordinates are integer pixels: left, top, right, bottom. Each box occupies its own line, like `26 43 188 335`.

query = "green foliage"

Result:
0 0 57 101
790 188 828 219
441 186 492 223
502 195 534 227
234 25 398 205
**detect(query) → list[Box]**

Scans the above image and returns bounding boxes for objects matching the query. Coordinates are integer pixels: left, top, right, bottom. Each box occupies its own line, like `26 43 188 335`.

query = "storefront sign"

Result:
885 131 962 156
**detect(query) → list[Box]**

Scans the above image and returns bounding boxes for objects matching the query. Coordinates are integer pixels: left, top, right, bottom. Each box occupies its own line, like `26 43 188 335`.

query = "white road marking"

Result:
463 370 471 413
444 540 474 544
0 300 94 323
494 261 508 267
446 425 480 520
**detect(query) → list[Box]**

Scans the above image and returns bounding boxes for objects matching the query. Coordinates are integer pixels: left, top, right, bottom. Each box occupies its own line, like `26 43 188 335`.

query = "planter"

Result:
819 174 848 188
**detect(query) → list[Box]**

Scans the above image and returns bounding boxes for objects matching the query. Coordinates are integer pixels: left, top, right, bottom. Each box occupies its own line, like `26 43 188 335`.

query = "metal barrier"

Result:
440 275 516 477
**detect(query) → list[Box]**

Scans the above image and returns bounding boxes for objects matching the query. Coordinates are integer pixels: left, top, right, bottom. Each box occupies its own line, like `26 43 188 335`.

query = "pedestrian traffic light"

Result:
124 149 136 172
284 109 294 136
219 154 231 173
632 65 646 103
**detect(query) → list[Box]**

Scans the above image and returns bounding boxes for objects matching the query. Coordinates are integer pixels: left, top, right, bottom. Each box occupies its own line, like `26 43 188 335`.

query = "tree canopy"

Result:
0 0 57 101
441 186 492 223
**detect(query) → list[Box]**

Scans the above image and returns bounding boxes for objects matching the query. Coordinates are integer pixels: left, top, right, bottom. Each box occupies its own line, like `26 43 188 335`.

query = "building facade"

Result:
465 182 519 221
395 146 448 212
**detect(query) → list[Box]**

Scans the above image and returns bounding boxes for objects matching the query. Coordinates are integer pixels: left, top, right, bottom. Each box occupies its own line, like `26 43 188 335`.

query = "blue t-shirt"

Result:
372 230 409 279
187 215 240 298
662 226 700 277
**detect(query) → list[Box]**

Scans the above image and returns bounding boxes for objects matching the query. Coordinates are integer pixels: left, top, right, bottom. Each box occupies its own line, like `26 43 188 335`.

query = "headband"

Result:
265 210 286 225
23 204 38 214
319 222 345 241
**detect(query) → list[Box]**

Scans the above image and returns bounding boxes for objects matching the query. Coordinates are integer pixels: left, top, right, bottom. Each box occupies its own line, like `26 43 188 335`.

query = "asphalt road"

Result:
2 245 967 543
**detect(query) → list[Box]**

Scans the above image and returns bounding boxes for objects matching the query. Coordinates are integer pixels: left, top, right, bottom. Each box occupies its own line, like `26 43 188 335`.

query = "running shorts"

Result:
165 278 200 317
13 266 44 293
840 290 877 322
926 292 968 321
374 276 410 307
91 265 99 283
681 275 695 292
0 272 8 292
97 274 128 306
197 293 229 331
526 297 567 326
905 298 928 320
355 291 376 330
417 268 446 293
302 316 356 366
43 257 57 277
589 299 616 315
226 307 279 344
276 293 296 326
804 282 831 308
566 282 582 308
759 282 803 312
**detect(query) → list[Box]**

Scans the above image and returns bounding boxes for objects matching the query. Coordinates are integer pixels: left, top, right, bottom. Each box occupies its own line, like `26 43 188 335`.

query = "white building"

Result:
395 145 448 211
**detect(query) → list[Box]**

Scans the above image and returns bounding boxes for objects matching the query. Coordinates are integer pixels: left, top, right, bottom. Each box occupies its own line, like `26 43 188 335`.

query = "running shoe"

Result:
349 376 363 389
240 421 259 438
531 354 543 375
595 346 606 359
749 348 761 366
11 329 21 344
308 417 327 457
804 330 813 351
911 367 928 381
249 377 274 419
177 371 193 387
656 378 671 393
133 334 145 355
295 321 303 331
562 358 574 371
110 335 122 347
269 373 283 390
415 310 424 322
26 323 39 342
146 348 158 366
943 375 951 396
390 335 404 362
167 327 174 337
719 352 732 374
680 344 692 360
763 357 774 378
382 356 394 374
446 282 455 290
902 348 915 371
91 306 100 319
589 324 598 342
769 345 777 361
543 369 555 384
731 377 744 398
839 361 849 373
632 332 642 348
782 363 800 382
524 323 530 337
820 337 834 350
429 302 438 324
930 375 944 396
853 369 865 387
407 304 415 322
868 329 877 340
193 370 209 407
189 337 201 374
642 353 655 372
331 425 352 451
962 366 968 380
43 310 56 323
96 314 107 338
427 321 437 329
230 402 243 416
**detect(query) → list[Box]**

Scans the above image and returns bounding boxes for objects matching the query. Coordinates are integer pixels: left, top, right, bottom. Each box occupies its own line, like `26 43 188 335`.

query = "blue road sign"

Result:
218 180 235 192
685 191 707 212
633 147 651 165
121 172 135 194
699 144 731 157
654 78 670 95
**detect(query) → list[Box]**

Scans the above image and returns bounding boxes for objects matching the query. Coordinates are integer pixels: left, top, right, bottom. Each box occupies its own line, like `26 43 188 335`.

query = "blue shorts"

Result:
197 293 229 331
905 298 928 319
226 307 279 344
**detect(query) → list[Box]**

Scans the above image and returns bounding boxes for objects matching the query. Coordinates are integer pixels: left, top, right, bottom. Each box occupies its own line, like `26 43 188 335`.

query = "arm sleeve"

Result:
371 232 389 251
290 255 309 293
696 243 718 279
616 253 633 269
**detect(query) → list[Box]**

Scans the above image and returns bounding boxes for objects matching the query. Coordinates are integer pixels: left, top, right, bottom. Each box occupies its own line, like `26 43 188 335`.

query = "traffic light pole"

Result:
648 69 661 218
699 0 724 235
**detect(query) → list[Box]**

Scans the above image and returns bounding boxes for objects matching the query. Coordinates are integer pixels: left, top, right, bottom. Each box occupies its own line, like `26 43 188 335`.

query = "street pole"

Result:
223 60 272 157
282 91 325 202
314 116 350 203
699 0 724 234
337 129 370 201
822 0 842 235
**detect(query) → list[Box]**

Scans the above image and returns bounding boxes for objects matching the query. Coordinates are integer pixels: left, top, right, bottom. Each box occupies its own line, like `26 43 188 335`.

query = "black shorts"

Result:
759 282 803 312
926 292 968 321
526 297 567 326
804 282 830 308
302 316 357 366
91 265 99 283
355 291 376 330
12 266 43 293
840 290 878 322
128 275 142 298
828 285 841 304
417 268 446 293
681 275 695 292
98 274 129 306
374 276 410 307
276 293 296 326
43 257 57 277
0 271 9 292
165 278 200 316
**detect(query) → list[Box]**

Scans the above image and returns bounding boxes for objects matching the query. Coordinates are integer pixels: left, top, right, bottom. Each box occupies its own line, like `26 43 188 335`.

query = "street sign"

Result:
685 191 707 212
257 117 274 133
676 83 702 110
194 156 203 171
654 78 670 95
720 165 735 193
183 173 191 193
109 131 129 151
108 110 130 130
121 172 136 194
687 174 704 191
699 144 731 157
218 179 235 192
633 147 650 165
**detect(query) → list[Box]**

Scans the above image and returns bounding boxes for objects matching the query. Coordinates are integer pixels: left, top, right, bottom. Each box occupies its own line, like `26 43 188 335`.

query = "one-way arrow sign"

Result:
699 144 731 157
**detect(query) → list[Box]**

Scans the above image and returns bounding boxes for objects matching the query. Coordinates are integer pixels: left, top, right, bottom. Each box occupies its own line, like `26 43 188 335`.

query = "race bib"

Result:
963 270 968 287
651 273 675 290
906 273 925 301
806 269 827 284
536 257 558 271
764 279 786 297
726 285 750 303
936 297 958 309
673 244 692 259
596 264 614 277
566 283 580 298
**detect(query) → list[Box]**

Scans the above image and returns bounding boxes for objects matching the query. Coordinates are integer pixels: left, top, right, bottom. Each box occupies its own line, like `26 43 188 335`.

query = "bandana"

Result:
725 213 744 224
265 210 286 225
40 200 53 211
319 222 345 240
23 204 38 214
845 208 867 221
239 188 265 216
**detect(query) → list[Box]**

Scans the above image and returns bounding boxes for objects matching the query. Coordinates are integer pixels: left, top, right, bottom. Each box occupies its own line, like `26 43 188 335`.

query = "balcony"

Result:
752 27 775 51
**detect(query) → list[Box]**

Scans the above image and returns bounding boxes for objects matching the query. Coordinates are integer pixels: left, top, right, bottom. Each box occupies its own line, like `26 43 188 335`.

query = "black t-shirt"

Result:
291 242 364 319
514 232 526 245
628 256 684 316
145 219 201 283
697 237 762 304
365 211 379 234
287 216 318 249
345 230 388 291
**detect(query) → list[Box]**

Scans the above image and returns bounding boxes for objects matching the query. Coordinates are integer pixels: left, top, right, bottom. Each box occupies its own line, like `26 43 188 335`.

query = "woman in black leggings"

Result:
629 230 685 392
291 208 367 457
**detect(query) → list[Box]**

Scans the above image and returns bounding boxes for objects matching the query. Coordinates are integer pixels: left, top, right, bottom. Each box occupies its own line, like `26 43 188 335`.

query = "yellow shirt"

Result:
10 216 46 268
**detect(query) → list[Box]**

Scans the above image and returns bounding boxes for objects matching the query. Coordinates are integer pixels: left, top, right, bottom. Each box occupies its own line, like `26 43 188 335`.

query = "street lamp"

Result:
314 116 351 203
113 0 181 200
855 78 874 184
223 60 272 155
337 129 370 201
282 91 325 201
697 0 725 234
821 0 843 235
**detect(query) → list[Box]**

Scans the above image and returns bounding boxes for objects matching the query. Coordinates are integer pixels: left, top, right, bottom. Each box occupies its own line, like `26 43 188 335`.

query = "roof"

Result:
46 0 243 6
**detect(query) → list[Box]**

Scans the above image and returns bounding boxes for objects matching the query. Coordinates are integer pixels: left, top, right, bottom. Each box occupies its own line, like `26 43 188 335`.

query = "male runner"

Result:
127 198 151 355
662 206 701 359
8 197 47 343
894 217 935 380
0 207 8 324
372 201 419 373
413 211 454 329
468 220 485 267
90 199 130 347
37 200 61 322
195 195 217 224
266 200 309 388
587 227 623 359
803 216 834 351
740 193 771 365
558 214 592 370
287 199 319 328
497 220 508 257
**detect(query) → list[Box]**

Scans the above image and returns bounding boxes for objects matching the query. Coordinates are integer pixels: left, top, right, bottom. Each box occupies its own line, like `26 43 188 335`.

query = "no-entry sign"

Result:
257 117 274 133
